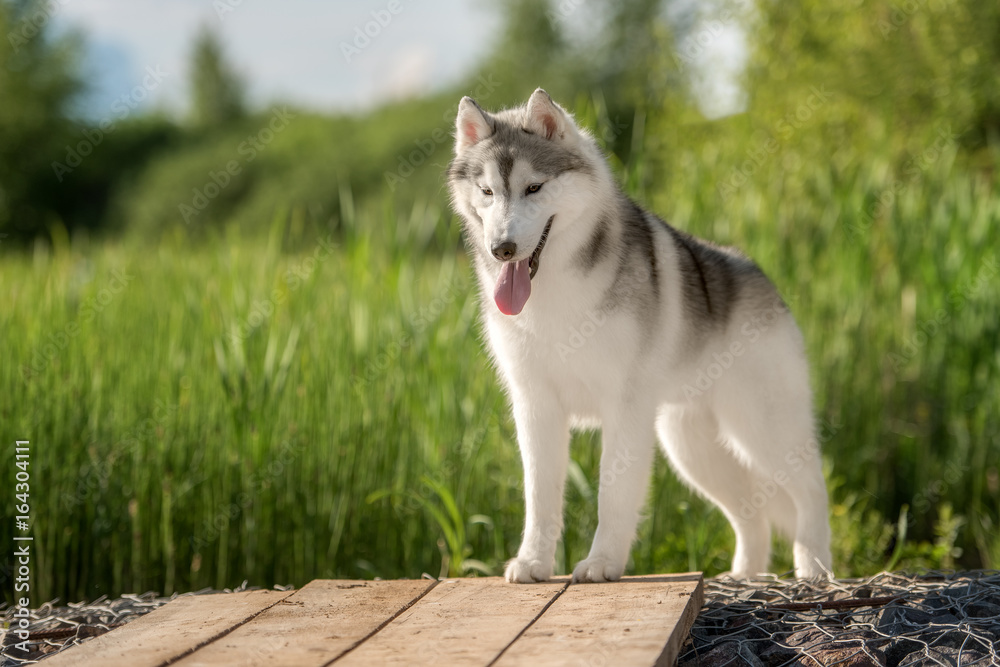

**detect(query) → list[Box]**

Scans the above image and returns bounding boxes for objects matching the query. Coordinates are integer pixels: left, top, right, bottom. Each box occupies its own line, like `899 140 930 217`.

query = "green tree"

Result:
475 0 683 162
746 0 1000 152
588 0 681 107
482 0 570 104
0 0 83 239
189 27 246 128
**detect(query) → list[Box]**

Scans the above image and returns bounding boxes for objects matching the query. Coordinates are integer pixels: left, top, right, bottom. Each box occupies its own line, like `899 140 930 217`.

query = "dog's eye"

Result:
526 183 543 195
481 187 493 196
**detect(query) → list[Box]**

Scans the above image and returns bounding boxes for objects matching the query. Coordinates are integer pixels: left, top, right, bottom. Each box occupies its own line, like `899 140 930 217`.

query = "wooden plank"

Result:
172 579 436 667
40 589 295 667
334 577 568 666
494 573 704 667
42 574 705 667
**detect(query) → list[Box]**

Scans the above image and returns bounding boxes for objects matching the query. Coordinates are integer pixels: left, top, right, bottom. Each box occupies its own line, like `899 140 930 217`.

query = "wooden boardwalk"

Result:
42 573 703 666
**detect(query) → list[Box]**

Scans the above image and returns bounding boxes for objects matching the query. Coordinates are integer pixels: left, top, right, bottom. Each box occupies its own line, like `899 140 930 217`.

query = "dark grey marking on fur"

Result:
640 210 660 302
449 161 468 182
485 124 593 179
448 159 486 195
677 231 713 315
603 200 661 326
498 149 514 192
447 117 593 203
446 96 787 361
662 224 763 332
576 215 611 273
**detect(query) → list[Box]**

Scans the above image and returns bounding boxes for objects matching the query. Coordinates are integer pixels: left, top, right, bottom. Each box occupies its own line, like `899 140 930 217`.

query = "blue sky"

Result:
56 0 502 118
51 0 744 120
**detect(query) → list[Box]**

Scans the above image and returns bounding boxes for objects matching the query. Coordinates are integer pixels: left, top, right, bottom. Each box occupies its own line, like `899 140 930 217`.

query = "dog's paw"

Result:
571 556 624 583
794 560 834 581
505 557 552 583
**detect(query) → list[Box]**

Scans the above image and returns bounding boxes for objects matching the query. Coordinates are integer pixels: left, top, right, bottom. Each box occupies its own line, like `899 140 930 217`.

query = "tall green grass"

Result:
2 117 998 604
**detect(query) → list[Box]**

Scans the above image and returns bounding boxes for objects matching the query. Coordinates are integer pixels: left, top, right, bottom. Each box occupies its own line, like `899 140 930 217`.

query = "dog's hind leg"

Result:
656 405 771 579
711 347 833 579
721 424 832 579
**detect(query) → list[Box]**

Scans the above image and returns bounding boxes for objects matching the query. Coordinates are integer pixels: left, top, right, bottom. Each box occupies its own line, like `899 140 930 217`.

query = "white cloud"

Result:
53 0 502 118
685 20 748 120
53 1 747 120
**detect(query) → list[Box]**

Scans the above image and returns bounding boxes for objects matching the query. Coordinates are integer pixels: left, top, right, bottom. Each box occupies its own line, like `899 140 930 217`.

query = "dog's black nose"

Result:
492 241 517 261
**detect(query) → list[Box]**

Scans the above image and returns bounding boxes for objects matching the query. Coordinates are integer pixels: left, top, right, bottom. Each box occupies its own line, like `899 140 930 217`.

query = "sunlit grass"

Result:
1 120 998 603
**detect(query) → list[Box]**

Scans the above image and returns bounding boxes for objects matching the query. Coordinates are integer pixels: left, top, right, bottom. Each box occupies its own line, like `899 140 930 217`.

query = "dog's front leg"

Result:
573 405 656 583
504 393 569 583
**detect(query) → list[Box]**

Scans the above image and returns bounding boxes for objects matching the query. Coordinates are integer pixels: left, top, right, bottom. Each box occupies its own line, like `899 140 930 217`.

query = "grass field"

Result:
2 117 999 604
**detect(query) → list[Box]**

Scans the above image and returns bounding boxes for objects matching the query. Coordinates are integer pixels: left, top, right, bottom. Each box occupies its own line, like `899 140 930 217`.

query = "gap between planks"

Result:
38 588 297 667
44 573 703 667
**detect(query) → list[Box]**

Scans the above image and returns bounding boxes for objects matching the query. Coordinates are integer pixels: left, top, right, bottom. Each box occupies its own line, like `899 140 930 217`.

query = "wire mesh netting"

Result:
679 570 1000 666
3 572 998 665
2 591 169 665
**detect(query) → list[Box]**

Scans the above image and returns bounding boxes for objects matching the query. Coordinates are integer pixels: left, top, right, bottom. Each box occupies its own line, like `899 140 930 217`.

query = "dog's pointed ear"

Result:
455 97 493 154
524 88 570 141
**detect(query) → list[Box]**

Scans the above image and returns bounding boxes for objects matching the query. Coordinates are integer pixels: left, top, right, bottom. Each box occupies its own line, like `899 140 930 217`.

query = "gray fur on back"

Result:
448 95 780 346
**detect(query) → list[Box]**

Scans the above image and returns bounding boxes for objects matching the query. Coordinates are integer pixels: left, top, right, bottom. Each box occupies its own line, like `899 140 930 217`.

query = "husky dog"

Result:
447 89 832 582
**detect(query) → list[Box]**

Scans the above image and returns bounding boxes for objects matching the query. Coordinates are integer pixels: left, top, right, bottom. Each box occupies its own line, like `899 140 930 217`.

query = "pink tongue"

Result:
494 259 532 315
